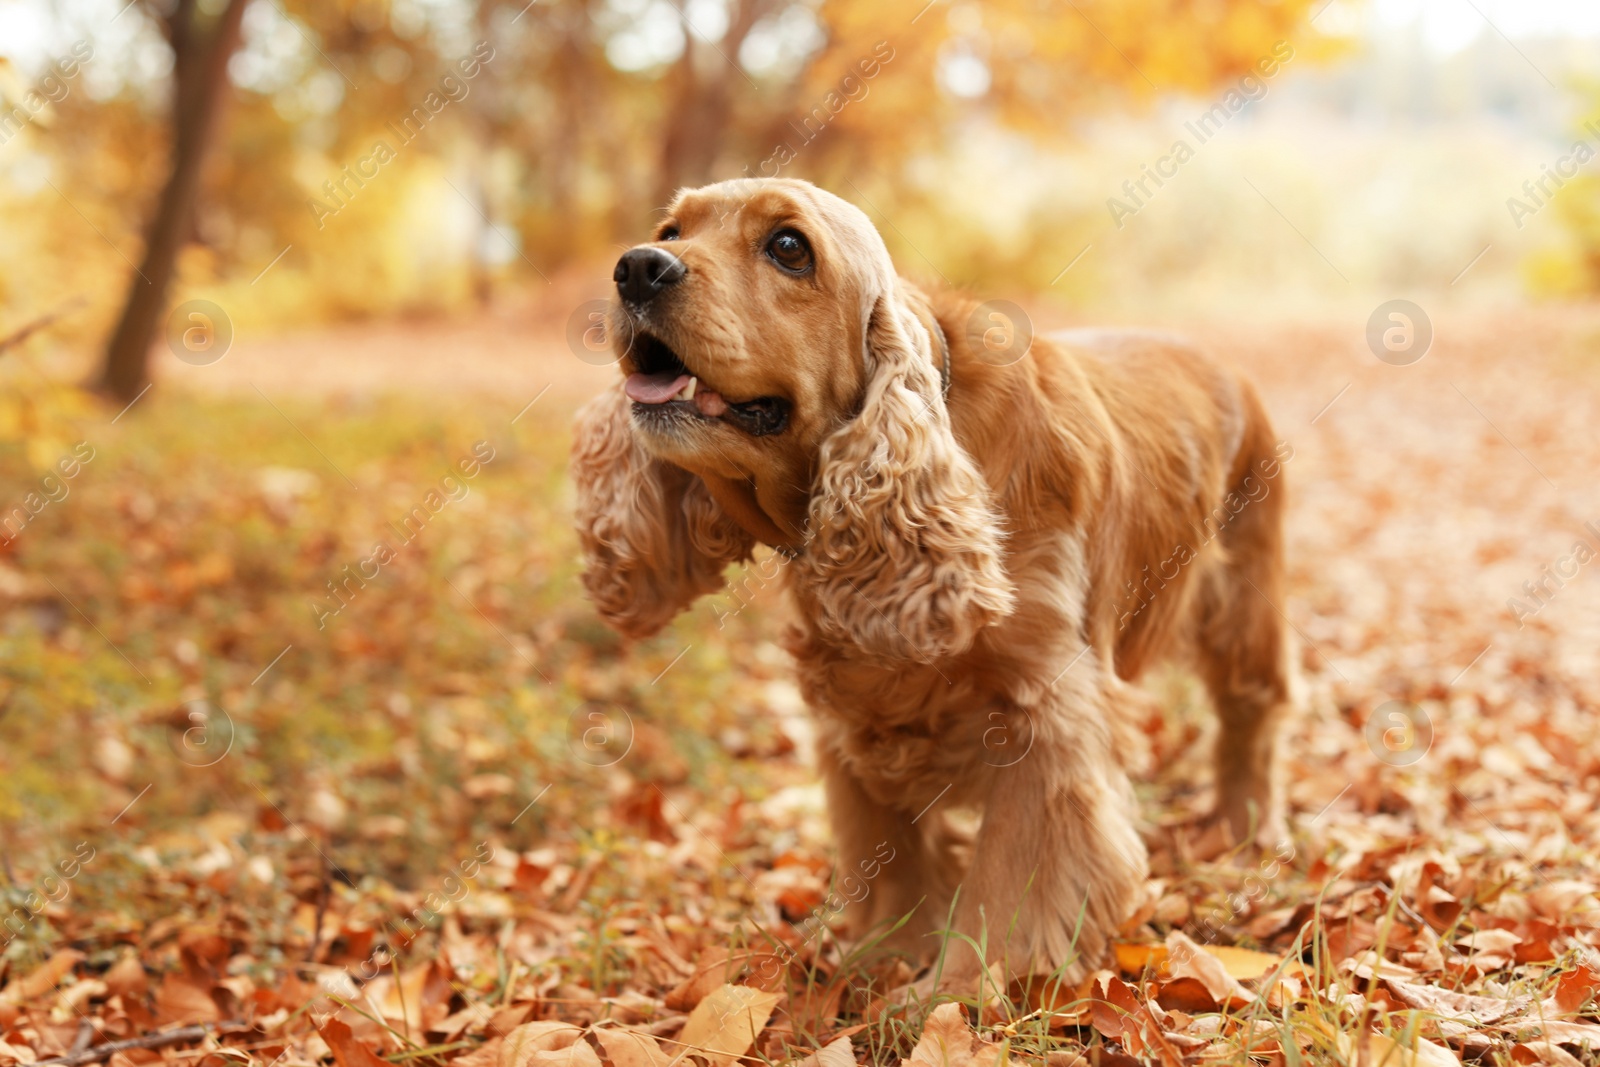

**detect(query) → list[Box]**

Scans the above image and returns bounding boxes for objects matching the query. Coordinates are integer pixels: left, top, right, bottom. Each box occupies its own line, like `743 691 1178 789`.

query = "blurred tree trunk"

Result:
98 0 250 402
651 0 769 209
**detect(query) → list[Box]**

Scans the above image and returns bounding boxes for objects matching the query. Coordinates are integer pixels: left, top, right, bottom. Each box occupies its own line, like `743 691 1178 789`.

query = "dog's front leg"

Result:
938 704 1148 992
817 742 959 960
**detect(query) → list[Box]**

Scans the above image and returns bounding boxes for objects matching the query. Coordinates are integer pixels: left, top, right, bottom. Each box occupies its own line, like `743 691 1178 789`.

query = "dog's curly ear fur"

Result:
795 288 1015 662
572 388 754 638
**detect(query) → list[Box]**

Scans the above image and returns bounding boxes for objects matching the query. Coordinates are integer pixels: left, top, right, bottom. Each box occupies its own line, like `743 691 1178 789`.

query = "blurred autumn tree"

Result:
1 0 1323 400
100 0 249 400
1545 101 1600 296
1561 184 1600 292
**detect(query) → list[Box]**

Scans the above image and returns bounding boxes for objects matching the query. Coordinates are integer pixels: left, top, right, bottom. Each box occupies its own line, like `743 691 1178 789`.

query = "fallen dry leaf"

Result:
787 1034 856 1067
0 1039 37 1065
366 959 453 1035
1512 1040 1586 1066
1115 937 1282 985
677 984 782 1067
1528 883 1600 925
318 1018 391 1067
1200 944 1285 982
1164 931 1254 1008
1336 1031 1461 1066
102 956 148 1001
592 1028 673 1067
154 972 220 1025
1512 1019 1600 1049
1382 976 1526 1029
1545 963 1600 1016
664 947 735 1012
1455 929 1522 971
501 1023 604 1067
1152 976 1218 1014
453 1038 506 1067
0 951 84 1005
1086 975 1184 1067
904 1003 1006 1067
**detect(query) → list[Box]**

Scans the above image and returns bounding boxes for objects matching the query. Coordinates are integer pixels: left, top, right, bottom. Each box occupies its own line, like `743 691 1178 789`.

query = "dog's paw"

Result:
1210 786 1288 852
873 959 1004 1019
1172 805 1290 864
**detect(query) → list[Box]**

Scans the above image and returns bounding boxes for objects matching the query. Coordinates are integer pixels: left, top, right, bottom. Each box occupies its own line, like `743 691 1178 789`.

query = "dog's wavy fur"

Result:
572 178 1295 987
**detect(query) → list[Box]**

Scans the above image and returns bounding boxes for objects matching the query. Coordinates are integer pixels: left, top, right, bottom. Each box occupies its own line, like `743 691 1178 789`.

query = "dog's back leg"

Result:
1193 395 1295 848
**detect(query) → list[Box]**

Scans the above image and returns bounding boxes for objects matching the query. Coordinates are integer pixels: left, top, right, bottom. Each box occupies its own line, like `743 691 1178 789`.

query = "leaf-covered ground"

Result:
3 304 1600 1066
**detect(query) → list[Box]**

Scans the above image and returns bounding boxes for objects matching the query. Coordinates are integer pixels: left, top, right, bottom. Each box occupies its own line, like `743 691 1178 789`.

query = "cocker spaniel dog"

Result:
571 178 1295 990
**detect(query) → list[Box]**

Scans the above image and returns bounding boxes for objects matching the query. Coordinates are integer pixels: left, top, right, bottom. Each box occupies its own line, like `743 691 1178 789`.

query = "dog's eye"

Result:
766 229 812 274
658 226 680 241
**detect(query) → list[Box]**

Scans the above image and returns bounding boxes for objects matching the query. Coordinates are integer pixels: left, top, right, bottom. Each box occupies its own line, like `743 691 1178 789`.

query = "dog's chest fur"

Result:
782 529 1100 813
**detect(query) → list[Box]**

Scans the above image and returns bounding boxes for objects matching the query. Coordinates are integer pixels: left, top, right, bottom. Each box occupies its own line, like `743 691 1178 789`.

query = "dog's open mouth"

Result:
623 332 789 437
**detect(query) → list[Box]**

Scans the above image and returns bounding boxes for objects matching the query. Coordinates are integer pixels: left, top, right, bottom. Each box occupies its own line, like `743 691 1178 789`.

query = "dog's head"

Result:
581 178 1014 661
608 180 892 531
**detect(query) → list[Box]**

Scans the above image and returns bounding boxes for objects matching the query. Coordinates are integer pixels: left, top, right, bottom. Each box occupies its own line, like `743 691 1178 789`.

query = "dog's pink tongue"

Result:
624 372 689 404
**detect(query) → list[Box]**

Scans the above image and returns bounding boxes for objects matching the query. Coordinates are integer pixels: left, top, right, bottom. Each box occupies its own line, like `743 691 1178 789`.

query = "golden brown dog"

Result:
571 178 1295 989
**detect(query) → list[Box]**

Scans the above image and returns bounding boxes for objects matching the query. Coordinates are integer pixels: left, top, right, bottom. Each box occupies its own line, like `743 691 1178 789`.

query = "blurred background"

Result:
5 0 1600 350
3 0 1600 1014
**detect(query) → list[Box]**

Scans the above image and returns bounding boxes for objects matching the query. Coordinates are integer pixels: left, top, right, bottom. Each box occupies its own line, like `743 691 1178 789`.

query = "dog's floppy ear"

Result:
795 285 1015 662
572 388 753 638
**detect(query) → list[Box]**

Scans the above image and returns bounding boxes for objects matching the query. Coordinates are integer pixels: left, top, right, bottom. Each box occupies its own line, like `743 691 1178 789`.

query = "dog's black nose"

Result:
614 246 686 305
